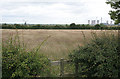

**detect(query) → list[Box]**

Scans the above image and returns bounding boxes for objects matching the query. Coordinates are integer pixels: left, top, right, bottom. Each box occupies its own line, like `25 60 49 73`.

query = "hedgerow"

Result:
1 23 120 30
2 34 51 78
69 32 120 78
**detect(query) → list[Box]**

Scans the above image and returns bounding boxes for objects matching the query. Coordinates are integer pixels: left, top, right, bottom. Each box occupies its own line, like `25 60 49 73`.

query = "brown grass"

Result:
2 29 118 60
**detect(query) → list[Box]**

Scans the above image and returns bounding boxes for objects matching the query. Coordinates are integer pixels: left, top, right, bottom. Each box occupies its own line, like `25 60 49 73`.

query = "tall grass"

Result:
0 45 1 78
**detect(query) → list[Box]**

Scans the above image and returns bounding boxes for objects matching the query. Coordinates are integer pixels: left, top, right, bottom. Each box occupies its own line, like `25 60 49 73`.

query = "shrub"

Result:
70 23 76 26
94 24 101 29
2 24 15 29
2 34 51 78
69 32 119 78
70 23 76 29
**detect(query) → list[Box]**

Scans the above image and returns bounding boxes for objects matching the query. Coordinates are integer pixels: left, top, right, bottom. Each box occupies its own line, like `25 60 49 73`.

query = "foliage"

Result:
0 42 1 78
1 23 120 30
70 23 76 29
69 32 120 78
106 0 120 24
95 24 101 29
2 34 51 78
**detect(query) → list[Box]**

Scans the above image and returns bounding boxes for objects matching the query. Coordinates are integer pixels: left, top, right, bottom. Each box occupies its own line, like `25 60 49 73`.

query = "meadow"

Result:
2 29 118 61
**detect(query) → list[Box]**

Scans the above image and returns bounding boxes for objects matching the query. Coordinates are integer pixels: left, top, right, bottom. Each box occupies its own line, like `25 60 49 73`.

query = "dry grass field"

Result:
2 29 118 60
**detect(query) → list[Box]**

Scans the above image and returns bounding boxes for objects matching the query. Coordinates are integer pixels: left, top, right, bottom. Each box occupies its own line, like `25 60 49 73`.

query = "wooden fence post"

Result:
48 58 51 77
60 58 64 77
75 61 78 77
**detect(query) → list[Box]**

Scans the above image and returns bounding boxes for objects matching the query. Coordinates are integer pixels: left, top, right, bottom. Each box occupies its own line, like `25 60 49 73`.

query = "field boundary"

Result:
49 58 78 77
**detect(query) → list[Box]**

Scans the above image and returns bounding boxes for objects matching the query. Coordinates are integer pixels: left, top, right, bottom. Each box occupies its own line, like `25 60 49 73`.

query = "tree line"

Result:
1 23 120 30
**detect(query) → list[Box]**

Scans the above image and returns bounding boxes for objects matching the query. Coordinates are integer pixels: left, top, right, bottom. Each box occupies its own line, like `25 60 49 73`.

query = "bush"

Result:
70 23 76 29
2 24 15 29
69 32 119 78
94 24 101 29
2 34 51 78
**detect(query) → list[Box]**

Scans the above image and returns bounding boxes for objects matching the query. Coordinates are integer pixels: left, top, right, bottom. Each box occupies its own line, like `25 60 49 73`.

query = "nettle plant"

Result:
2 33 51 78
69 31 120 78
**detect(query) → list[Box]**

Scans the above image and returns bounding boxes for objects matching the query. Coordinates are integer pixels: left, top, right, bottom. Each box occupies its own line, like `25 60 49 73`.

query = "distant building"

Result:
97 20 99 24
106 21 109 25
101 23 114 26
110 21 112 24
101 23 109 25
94 20 96 24
88 18 113 25
91 20 94 25
91 20 96 25
88 20 90 24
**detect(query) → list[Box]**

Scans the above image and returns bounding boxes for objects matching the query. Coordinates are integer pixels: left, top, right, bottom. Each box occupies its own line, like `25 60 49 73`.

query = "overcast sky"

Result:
0 0 113 24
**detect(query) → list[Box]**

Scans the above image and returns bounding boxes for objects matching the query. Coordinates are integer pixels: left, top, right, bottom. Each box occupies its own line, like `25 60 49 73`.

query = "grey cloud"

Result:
1 0 111 24
1 2 54 10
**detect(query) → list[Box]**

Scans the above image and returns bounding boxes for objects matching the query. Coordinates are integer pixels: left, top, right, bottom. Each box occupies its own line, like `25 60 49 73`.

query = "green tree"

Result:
94 24 101 29
69 23 76 29
106 0 120 24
